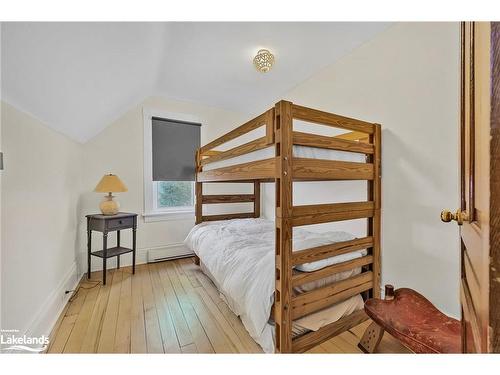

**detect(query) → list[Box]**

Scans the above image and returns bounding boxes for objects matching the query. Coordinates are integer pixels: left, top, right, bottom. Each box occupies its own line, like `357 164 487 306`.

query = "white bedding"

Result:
204 145 366 171
184 218 367 353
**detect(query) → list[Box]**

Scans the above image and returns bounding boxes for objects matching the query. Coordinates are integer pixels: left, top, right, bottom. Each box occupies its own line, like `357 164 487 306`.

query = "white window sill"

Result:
143 210 195 223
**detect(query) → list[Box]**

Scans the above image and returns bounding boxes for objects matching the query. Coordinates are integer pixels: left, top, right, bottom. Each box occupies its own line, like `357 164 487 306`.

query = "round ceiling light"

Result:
253 49 275 73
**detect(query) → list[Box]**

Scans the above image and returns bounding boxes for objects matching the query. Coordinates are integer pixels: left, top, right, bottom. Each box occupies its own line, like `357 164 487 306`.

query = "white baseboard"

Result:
23 261 79 339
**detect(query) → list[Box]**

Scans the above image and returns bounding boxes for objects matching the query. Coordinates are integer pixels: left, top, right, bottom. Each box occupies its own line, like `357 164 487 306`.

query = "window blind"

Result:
152 117 201 181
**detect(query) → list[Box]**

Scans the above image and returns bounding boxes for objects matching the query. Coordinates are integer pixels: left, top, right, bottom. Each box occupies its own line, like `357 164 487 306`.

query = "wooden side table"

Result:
86 212 138 285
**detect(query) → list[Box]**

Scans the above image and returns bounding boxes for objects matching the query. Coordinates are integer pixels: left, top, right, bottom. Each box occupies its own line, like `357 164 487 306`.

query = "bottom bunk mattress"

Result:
184 218 367 353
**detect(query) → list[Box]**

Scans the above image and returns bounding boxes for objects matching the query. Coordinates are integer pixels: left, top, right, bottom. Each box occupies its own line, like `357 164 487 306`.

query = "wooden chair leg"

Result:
358 322 384 353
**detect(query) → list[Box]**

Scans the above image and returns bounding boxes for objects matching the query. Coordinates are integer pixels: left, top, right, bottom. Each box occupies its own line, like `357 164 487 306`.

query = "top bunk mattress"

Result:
203 144 366 171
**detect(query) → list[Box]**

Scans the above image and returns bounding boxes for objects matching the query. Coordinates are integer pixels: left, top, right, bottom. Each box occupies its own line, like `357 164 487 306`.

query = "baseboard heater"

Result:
147 243 194 263
148 253 194 263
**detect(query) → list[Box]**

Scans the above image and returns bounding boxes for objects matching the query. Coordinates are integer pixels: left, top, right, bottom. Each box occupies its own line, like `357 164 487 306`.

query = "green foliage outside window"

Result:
156 181 193 208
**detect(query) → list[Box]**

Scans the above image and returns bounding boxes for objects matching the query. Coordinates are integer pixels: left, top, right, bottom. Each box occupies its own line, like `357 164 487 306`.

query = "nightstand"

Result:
86 212 138 285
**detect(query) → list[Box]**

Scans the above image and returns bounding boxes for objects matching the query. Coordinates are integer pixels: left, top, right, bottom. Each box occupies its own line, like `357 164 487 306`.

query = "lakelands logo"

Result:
0 329 49 353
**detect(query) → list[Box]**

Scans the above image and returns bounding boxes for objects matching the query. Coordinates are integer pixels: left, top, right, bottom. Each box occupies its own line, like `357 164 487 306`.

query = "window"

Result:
143 109 201 222
153 181 194 210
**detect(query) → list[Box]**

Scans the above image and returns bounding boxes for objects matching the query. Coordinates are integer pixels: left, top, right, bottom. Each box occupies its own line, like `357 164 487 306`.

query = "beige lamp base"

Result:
100 193 120 215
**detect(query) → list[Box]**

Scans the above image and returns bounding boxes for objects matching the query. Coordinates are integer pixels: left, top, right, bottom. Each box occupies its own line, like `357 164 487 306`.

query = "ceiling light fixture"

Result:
253 49 275 73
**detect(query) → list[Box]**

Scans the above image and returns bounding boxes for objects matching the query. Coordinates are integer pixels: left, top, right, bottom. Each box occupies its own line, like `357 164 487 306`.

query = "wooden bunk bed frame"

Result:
194 100 381 353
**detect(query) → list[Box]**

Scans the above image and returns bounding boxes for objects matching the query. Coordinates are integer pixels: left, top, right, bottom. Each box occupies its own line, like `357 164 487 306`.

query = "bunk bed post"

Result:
195 182 202 225
254 181 261 218
368 124 382 298
266 108 275 144
194 149 202 265
195 149 203 225
373 124 382 297
274 100 294 353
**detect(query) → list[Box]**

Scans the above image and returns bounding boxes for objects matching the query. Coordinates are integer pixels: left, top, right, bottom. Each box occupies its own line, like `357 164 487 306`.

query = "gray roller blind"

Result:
152 117 201 181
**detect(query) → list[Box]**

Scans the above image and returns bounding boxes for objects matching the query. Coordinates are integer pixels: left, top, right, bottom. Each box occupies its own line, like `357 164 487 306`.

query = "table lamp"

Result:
94 174 128 215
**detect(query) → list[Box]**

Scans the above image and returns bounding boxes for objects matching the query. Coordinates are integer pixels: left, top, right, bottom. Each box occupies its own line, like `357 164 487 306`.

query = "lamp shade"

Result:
94 174 128 193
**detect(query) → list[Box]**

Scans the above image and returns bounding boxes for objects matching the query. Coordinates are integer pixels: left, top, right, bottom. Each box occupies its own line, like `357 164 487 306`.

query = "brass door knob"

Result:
441 209 469 225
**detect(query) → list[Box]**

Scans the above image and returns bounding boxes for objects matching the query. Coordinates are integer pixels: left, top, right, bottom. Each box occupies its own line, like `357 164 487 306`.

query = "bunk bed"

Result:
188 100 381 353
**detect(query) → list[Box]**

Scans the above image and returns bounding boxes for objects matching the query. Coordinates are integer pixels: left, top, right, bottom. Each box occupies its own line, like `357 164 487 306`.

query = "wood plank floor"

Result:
47 259 410 354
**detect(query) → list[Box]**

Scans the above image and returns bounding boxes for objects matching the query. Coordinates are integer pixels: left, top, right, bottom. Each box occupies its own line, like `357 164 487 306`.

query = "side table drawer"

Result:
107 217 134 230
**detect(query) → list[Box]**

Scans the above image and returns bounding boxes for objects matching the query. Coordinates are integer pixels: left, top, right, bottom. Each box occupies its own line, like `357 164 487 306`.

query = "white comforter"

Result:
184 218 367 351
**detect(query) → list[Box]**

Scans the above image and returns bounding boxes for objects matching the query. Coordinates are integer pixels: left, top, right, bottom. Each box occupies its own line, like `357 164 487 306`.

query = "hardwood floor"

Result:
47 259 410 354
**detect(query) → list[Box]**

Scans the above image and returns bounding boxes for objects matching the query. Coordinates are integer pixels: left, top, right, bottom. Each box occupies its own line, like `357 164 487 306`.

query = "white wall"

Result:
79 96 250 272
263 22 461 317
1 101 82 336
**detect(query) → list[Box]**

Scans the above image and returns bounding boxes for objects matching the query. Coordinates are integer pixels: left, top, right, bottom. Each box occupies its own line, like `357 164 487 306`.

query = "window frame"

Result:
143 108 201 222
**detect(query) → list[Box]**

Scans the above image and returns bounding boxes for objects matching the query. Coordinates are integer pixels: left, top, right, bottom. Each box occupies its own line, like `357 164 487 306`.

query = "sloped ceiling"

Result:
1 22 390 143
